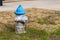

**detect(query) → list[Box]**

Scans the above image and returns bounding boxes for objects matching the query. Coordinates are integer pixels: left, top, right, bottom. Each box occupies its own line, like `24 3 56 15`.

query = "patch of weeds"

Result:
20 37 32 40
0 33 7 39
52 27 60 35
37 19 48 25
25 28 48 40
18 27 48 40
26 28 48 36
0 27 48 40
38 35 48 40
0 31 15 40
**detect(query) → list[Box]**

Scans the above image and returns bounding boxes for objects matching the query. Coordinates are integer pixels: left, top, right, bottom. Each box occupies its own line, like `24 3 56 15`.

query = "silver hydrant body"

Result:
14 15 28 34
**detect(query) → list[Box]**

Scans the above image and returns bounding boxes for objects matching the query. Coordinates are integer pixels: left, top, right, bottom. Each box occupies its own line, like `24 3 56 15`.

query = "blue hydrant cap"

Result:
14 5 26 15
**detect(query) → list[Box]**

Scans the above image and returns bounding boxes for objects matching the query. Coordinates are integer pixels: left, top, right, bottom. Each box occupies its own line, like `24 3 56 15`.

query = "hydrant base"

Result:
16 22 26 34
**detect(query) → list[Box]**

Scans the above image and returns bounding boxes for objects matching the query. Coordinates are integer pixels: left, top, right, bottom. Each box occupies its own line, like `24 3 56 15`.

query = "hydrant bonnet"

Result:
14 5 26 15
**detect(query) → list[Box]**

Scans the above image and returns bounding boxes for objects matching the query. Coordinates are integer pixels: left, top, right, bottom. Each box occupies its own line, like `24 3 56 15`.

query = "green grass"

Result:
38 35 48 40
53 27 60 35
37 19 48 25
0 27 48 40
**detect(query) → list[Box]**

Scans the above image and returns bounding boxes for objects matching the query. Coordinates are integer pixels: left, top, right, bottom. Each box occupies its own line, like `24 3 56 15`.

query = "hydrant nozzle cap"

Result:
14 5 26 15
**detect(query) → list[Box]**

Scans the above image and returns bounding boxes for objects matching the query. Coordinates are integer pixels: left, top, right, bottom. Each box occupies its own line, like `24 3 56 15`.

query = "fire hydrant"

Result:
14 5 28 34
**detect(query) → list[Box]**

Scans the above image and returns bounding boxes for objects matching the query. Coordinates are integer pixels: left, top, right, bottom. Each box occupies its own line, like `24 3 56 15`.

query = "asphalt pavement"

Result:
0 1 60 12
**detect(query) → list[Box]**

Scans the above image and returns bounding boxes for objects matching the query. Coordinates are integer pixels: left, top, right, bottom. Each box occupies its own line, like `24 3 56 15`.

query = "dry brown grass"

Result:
0 8 60 32
3 0 20 3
